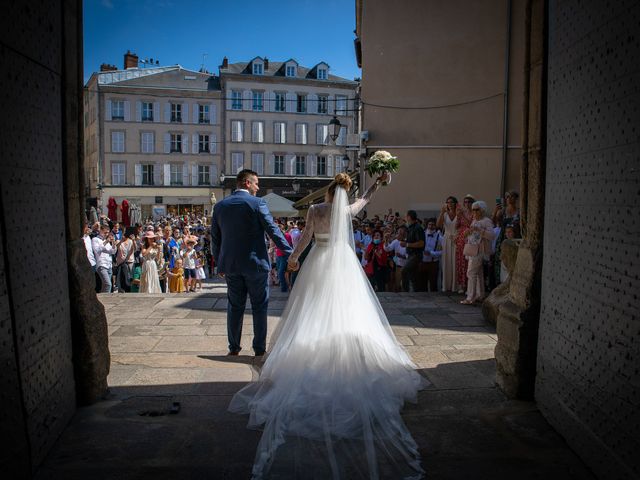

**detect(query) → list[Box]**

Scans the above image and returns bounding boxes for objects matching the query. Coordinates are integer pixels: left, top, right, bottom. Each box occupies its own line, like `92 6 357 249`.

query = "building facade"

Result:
84 54 223 220
355 0 525 217
218 56 359 201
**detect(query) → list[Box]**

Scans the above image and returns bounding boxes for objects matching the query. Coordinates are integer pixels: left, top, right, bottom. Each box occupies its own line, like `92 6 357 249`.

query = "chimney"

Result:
100 63 117 72
264 57 269 70
124 50 138 69
221 56 228 69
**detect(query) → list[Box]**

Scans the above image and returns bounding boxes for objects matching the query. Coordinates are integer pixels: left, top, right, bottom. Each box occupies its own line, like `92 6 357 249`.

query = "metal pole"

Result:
500 0 512 197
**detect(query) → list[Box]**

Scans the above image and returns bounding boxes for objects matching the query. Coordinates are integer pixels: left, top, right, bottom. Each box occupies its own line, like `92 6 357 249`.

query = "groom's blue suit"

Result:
210 190 292 354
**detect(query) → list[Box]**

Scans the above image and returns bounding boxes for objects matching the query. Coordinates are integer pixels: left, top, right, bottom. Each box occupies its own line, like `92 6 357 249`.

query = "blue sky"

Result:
83 0 360 83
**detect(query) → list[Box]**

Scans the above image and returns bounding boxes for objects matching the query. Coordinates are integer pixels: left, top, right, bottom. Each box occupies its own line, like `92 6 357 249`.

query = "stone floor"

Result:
36 280 594 479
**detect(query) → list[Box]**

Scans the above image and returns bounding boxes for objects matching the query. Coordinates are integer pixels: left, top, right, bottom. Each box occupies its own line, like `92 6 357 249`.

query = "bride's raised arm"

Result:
348 173 390 217
288 205 315 264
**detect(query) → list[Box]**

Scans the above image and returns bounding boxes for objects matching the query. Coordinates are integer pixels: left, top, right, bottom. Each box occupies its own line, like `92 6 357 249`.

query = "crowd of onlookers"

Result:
83 213 213 294
85 190 520 304
269 191 521 305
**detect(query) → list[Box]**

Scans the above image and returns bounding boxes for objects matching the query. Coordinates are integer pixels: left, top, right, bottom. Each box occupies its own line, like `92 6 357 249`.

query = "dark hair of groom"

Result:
236 169 258 188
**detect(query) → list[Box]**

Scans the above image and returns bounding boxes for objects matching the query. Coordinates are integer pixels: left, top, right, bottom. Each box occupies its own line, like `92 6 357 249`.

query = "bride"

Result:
229 172 428 479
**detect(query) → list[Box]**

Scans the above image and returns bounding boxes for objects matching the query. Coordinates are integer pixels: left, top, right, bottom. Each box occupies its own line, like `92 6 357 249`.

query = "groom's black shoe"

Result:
227 351 240 356
254 351 265 357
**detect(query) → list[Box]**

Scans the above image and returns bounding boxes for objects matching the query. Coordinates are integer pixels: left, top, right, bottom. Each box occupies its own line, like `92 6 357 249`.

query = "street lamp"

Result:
328 116 341 142
219 173 225 185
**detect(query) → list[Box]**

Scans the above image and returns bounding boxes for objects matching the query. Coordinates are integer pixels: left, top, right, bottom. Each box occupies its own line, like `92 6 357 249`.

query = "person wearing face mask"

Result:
364 230 388 292
419 218 443 292
384 225 408 292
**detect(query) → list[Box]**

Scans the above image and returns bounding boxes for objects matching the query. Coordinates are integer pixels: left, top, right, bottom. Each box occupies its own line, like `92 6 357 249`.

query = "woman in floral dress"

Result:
455 195 475 293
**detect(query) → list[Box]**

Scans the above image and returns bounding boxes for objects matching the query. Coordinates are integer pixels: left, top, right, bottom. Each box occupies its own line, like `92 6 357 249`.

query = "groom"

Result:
210 169 293 356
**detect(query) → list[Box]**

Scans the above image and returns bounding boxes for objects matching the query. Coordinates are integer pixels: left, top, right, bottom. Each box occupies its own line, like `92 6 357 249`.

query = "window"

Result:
198 165 210 185
111 100 124 120
111 131 124 152
295 155 306 175
231 152 244 173
170 164 183 185
142 164 154 185
252 62 263 75
336 125 347 146
252 91 263 111
198 104 210 124
252 121 264 143
334 155 349 173
111 163 126 185
141 132 154 153
317 95 328 114
231 90 242 110
295 123 307 144
296 94 307 113
170 103 182 122
274 92 286 112
286 65 296 77
274 155 285 175
199 134 210 153
317 156 327 176
170 133 182 152
274 122 286 144
336 95 347 115
231 120 244 142
316 124 329 145
251 153 264 175
317 68 327 80
142 102 153 121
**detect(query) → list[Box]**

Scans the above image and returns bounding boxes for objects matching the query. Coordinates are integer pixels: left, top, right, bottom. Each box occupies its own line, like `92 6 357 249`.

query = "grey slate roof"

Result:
97 66 221 91
220 60 356 84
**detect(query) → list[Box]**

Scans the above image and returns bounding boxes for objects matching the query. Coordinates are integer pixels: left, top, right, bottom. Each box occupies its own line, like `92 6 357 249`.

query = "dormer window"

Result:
286 65 296 77
317 68 327 80
252 62 263 75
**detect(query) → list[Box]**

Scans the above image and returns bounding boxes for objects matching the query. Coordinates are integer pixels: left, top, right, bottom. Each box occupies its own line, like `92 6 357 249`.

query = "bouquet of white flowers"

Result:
365 151 399 185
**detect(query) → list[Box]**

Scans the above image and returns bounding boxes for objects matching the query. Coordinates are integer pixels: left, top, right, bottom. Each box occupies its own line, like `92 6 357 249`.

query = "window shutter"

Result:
135 101 142 122
163 164 171 186
268 154 275 175
153 102 160 122
210 103 217 124
153 163 161 185
327 155 334 176
274 123 281 144
182 162 190 185
193 104 199 124
191 164 198 186
286 92 295 112
210 133 216 154
226 93 232 111
139 133 144 153
307 155 314 177
308 94 317 114
181 103 188 123
192 134 198 154
210 163 218 185
163 133 171 153
164 103 171 122
106 99 112 120
243 90 251 110
327 95 334 115
263 92 271 112
286 154 296 176
123 100 131 121
134 164 142 185
310 155 317 176
295 124 301 144
181 134 189 154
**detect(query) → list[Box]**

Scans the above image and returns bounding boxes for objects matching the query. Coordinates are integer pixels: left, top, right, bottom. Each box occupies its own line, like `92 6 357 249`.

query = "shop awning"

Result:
292 172 359 210
262 193 300 217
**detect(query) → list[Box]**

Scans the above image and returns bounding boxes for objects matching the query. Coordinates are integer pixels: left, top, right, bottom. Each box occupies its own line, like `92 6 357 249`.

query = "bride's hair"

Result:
328 173 352 197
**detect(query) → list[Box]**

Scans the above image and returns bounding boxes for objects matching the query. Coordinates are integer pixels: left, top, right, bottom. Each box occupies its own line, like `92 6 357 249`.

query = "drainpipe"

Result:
500 0 512 197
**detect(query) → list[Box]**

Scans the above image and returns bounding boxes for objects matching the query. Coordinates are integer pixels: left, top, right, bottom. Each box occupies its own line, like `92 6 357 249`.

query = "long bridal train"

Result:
229 186 428 479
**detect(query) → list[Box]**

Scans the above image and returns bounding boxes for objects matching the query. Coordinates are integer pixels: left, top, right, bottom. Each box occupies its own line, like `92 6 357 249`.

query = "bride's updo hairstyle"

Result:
328 173 352 197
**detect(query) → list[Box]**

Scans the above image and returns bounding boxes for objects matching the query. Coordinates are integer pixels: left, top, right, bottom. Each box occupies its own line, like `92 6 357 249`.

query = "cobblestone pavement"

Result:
36 280 593 479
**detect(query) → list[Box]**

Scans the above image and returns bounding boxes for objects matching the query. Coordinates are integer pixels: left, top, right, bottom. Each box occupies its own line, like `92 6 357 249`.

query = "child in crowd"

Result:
168 258 185 293
130 261 142 293
194 252 206 291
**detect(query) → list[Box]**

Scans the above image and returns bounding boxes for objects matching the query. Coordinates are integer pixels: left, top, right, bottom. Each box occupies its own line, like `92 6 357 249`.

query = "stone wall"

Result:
536 0 640 478
0 0 80 475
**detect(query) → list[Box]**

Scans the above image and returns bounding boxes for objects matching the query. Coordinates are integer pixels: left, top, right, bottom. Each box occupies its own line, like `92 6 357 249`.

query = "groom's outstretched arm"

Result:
257 200 293 255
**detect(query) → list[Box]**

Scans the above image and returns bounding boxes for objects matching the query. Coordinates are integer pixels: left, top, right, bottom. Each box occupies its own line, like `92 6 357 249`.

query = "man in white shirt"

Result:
289 222 301 249
92 225 117 293
384 225 408 292
83 223 96 271
420 218 442 292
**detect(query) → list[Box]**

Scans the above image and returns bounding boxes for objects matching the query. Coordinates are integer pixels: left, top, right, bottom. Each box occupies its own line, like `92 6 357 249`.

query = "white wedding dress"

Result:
229 183 428 479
